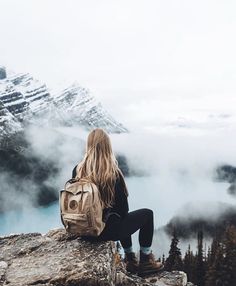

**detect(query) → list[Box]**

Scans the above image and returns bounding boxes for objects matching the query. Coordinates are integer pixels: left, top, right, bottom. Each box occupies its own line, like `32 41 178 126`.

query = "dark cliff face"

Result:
0 141 59 212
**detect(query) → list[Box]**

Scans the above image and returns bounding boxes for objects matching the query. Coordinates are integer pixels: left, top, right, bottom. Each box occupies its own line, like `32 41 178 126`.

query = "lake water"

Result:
0 175 232 256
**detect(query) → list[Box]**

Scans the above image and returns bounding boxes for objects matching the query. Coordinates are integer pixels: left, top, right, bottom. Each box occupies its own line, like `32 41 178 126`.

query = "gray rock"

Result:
0 228 190 286
117 270 188 286
155 271 187 285
0 260 8 284
0 229 117 286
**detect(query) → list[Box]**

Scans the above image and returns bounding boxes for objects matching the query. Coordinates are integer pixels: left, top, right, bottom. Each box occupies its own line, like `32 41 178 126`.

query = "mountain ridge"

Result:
0 66 128 137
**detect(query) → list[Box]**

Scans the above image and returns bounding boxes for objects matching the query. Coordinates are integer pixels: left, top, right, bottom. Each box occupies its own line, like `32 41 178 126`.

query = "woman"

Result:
72 128 163 276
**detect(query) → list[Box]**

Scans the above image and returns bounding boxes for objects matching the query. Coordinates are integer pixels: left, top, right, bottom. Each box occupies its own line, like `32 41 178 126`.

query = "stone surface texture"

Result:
0 228 191 286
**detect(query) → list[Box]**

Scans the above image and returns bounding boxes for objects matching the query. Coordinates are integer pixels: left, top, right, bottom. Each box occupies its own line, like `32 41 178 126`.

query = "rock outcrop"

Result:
0 228 191 286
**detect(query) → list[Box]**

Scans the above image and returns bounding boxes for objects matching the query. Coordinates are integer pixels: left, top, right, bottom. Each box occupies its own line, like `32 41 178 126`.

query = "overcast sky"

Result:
1 1 236 240
1 0 236 132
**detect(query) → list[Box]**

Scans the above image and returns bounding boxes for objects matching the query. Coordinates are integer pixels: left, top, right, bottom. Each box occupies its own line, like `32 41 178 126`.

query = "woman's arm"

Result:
113 172 129 217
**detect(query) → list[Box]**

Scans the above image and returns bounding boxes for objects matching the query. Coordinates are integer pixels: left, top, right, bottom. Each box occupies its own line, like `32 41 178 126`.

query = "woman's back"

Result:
72 165 129 221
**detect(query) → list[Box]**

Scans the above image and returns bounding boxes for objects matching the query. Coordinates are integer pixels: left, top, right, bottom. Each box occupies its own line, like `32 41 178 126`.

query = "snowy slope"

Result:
0 82 29 119
53 84 128 133
0 67 128 137
0 100 22 138
11 73 53 115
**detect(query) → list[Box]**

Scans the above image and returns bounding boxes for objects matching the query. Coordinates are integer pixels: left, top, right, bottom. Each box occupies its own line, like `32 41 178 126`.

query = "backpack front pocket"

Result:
62 213 92 234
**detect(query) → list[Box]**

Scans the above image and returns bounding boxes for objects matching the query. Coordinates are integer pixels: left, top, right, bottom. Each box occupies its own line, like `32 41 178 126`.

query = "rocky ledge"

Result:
0 228 193 286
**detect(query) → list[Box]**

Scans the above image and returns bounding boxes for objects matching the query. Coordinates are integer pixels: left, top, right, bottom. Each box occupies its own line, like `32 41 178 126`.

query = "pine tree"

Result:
211 236 220 263
205 225 236 286
206 246 211 267
162 254 165 265
220 225 236 285
205 242 224 286
165 229 183 271
195 231 206 286
183 226 236 286
183 244 195 283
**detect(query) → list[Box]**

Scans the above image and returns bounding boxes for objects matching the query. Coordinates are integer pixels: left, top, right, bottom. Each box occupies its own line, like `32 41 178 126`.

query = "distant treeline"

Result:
164 208 236 239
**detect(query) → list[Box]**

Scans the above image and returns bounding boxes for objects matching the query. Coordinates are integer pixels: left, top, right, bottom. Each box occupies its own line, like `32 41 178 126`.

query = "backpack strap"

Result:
80 184 84 202
65 177 80 188
89 183 95 203
59 189 67 229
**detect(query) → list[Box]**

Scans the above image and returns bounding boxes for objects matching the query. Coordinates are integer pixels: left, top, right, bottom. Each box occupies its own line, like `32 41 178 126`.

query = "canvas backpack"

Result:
60 178 105 236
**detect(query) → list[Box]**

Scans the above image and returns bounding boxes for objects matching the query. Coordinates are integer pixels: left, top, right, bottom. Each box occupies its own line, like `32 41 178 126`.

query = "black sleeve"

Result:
72 165 77 179
113 172 129 217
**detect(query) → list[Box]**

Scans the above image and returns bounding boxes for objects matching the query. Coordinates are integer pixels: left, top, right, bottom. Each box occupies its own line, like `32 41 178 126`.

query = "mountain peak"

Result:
0 68 128 136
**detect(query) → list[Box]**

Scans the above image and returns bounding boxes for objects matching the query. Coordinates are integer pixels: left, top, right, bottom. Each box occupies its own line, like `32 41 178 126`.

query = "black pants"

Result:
97 208 154 249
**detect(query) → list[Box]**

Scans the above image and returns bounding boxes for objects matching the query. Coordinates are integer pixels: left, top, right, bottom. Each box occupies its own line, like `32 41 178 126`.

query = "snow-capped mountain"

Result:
0 66 128 137
53 84 128 132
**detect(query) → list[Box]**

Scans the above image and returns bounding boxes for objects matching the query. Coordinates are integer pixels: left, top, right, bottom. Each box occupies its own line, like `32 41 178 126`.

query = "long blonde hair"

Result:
75 128 128 208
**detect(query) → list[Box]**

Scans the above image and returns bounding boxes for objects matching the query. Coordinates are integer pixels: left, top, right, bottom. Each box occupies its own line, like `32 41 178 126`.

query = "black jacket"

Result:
72 166 129 222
